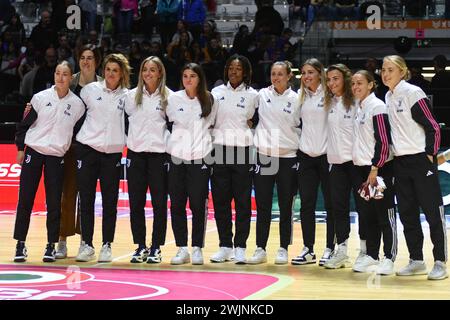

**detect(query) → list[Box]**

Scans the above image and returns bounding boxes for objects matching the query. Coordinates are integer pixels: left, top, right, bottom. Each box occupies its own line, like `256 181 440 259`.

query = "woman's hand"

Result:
366 166 378 186
16 151 25 165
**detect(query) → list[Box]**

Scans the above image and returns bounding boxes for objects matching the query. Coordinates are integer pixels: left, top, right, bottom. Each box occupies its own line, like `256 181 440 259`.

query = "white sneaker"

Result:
75 244 96 262
171 247 190 265
192 246 204 265
396 260 427 276
376 258 395 275
77 240 86 257
354 250 366 266
98 243 112 262
247 247 267 265
319 248 334 266
234 247 247 264
275 248 288 265
210 247 234 263
55 241 67 259
352 255 379 273
291 247 316 265
324 246 350 269
428 261 448 280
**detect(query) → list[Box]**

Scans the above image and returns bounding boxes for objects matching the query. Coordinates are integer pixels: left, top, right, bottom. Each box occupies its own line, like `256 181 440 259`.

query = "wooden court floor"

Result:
1 215 449 300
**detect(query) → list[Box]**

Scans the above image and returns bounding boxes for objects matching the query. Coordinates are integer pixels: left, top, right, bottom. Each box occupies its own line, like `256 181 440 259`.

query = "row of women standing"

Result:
13 49 447 280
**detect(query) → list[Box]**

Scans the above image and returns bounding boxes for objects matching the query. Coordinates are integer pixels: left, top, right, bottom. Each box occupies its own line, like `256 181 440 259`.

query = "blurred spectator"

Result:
171 20 193 47
364 57 388 102
88 30 99 46
232 25 251 56
0 38 21 96
20 53 44 99
178 0 206 42
446 0 450 19
32 46 57 94
157 0 181 50
141 40 152 57
2 13 26 45
129 40 143 87
18 40 36 80
100 37 113 58
79 0 98 32
252 0 285 37
408 66 430 94
333 0 360 20
288 0 310 22
140 0 158 40
431 55 450 108
201 37 226 89
57 34 75 69
114 0 139 46
149 41 164 58
167 31 194 84
205 0 217 14
198 20 220 49
307 0 332 26
30 10 58 53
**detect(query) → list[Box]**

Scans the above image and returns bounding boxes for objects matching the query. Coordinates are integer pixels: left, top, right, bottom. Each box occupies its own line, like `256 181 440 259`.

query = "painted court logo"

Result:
0 265 279 300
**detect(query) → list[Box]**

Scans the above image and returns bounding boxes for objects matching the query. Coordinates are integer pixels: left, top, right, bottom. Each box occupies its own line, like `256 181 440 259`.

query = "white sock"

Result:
360 240 367 254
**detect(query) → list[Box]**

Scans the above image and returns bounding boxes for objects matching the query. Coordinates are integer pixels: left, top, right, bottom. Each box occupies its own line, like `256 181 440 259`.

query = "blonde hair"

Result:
102 53 131 89
383 55 411 81
135 56 169 109
325 63 354 111
299 58 327 105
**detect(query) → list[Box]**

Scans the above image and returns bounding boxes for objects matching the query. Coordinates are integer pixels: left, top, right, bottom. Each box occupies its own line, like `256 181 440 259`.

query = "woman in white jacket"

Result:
75 53 131 263
248 61 301 265
125 56 172 264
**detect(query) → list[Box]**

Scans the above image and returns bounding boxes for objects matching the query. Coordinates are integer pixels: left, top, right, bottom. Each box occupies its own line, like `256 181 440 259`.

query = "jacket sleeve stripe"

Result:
375 113 389 167
418 98 440 155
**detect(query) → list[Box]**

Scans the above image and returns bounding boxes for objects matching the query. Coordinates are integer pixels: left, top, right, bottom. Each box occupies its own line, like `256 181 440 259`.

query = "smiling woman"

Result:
74 53 131 264
13 60 85 264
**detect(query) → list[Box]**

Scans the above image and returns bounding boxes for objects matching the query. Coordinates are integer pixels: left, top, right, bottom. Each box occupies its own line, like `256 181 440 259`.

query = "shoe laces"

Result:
176 247 186 257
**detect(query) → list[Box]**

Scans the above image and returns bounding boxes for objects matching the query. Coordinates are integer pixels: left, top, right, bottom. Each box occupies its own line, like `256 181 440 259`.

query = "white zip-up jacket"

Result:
166 90 218 161
327 96 356 164
211 82 258 147
353 93 393 167
76 81 128 153
298 84 327 157
17 86 85 157
386 80 441 156
254 86 301 158
125 86 171 153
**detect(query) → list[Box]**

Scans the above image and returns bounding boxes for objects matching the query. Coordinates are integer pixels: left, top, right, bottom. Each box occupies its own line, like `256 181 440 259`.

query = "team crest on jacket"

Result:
317 97 324 108
237 97 246 108
396 99 403 112
155 100 163 111
117 99 125 111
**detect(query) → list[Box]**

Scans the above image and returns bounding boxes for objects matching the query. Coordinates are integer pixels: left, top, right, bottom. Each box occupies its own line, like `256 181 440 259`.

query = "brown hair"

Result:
181 63 213 118
325 63 354 111
353 69 377 93
78 44 102 68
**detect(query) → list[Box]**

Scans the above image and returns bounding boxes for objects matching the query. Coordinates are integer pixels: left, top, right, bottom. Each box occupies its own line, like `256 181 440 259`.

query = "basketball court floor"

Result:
1 209 449 301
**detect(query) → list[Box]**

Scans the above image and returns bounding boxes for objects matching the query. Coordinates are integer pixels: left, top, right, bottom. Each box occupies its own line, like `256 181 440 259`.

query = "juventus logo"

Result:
164 162 170 172
254 164 261 174
77 160 82 169
126 159 131 168
25 154 31 164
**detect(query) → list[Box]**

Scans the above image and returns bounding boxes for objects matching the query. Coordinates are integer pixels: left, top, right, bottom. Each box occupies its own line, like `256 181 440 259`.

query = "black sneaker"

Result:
130 246 149 263
14 241 27 262
147 248 162 264
43 243 56 262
